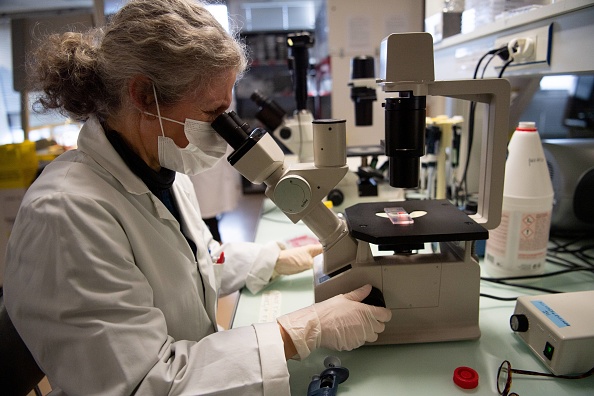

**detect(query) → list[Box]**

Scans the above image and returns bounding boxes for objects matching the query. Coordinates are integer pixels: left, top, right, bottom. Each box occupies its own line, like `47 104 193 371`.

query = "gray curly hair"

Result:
28 0 248 121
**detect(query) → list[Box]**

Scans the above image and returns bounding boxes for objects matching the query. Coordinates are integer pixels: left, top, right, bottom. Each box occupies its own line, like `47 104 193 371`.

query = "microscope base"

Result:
313 240 481 344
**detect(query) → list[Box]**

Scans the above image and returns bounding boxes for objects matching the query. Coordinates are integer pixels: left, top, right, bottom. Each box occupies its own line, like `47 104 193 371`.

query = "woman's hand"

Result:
274 243 323 276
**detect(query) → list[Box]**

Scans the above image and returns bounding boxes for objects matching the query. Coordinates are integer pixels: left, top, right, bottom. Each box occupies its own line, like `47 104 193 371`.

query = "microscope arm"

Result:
430 79 510 229
213 115 360 274
260 146 360 274
379 32 510 230
299 202 360 273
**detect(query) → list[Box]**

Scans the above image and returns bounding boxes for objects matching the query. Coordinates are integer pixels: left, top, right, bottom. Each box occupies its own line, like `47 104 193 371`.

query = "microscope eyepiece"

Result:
227 110 252 135
211 111 250 150
250 91 286 131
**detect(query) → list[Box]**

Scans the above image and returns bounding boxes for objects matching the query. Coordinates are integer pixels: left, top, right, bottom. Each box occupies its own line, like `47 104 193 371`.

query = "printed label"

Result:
258 290 282 323
532 300 570 328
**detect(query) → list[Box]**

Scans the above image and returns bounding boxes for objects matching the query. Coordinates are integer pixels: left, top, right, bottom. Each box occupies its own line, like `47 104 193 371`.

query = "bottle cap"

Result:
516 121 537 131
453 366 479 389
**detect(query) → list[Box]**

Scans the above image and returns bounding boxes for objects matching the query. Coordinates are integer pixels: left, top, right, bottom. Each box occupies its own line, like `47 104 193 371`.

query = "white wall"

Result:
425 0 444 18
323 0 424 147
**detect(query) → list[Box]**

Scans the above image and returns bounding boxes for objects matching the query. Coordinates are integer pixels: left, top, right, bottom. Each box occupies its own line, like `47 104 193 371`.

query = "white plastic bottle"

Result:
484 121 554 278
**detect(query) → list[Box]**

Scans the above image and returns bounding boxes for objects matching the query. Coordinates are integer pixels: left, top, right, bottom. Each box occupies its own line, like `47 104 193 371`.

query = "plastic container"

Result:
484 122 554 278
0 141 39 189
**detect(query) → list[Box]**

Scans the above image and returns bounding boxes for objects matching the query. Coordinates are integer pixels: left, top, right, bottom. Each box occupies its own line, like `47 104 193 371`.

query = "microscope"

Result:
250 32 316 163
324 55 400 211
251 42 396 210
348 55 378 127
213 32 510 345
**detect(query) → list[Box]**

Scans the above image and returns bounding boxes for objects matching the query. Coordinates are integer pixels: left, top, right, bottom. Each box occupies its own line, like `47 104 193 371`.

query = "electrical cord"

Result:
479 293 520 302
472 46 509 80
549 236 594 266
481 48 510 79
482 266 593 284
480 235 594 301
480 268 592 301
480 272 582 301
498 58 514 78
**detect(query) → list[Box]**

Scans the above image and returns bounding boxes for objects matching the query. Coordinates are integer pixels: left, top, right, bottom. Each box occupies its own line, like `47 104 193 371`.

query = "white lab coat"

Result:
3 116 291 396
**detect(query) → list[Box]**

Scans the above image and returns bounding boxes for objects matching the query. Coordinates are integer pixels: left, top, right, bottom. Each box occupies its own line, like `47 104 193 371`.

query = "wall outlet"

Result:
494 24 552 68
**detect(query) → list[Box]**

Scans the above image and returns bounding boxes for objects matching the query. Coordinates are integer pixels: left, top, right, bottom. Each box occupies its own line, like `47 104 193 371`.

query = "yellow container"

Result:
0 141 40 189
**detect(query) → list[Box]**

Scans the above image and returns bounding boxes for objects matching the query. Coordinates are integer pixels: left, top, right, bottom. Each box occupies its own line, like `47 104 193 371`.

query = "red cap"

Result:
453 366 479 389
516 121 537 132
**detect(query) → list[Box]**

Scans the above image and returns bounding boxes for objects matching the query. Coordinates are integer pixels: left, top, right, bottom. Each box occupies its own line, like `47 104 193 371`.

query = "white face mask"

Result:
145 85 227 175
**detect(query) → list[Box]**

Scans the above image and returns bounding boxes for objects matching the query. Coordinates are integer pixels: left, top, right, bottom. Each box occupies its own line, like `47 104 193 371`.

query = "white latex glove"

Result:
274 243 323 276
277 284 392 360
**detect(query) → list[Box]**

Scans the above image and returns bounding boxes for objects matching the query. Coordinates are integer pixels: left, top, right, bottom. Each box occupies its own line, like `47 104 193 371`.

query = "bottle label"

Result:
518 211 551 254
485 209 552 274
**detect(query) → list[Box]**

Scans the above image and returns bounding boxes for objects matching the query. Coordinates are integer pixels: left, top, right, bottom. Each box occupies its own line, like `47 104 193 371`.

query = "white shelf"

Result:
433 0 594 79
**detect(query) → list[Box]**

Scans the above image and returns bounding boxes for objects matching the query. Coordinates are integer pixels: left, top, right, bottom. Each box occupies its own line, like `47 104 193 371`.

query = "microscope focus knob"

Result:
327 189 344 206
274 175 312 214
510 314 529 332
279 126 292 140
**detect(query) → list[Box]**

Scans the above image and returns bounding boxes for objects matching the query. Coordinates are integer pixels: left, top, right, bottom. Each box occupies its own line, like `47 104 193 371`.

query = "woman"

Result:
3 1 392 394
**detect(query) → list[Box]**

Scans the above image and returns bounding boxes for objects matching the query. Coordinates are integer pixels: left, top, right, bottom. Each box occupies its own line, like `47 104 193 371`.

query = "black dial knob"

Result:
279 127 292 140
327 189 344 206
510 314 529 332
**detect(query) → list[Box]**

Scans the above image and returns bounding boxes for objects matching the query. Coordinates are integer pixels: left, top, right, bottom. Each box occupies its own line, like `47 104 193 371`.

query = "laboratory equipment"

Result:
423 115 464 200
420 123 439 199
307 356 349 396
325 145 405 213
543 139 594 233
348 56 377 126
250 32 316 163
325 54 401 210
252 95 401 213
212 32 510 344
510 290 594 375
251 37 393 210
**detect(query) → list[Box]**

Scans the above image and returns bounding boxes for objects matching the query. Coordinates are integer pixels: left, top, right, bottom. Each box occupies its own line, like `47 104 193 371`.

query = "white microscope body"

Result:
213 32 510 345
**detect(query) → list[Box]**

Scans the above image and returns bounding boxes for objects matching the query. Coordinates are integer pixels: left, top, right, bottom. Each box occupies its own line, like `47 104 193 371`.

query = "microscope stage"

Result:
345 199 488 246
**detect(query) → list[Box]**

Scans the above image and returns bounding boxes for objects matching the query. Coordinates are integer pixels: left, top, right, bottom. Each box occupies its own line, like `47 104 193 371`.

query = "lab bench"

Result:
231 198 594 395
